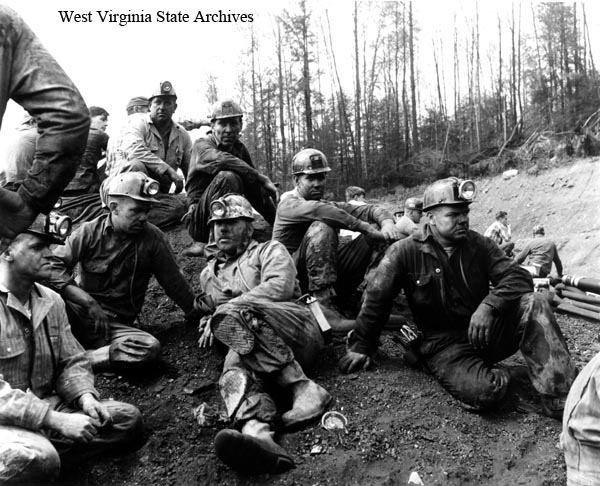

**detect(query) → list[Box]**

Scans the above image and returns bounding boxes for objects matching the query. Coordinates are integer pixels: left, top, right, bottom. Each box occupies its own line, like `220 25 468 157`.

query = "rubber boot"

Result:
85 346 112 372
275 360 332 429
214 419 294 474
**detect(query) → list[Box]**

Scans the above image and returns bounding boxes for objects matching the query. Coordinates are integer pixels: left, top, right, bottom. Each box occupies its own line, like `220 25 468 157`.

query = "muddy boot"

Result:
214 419 295 474
312 287 355 333
85 346 112 373
181 241 205 258
275 360 332 429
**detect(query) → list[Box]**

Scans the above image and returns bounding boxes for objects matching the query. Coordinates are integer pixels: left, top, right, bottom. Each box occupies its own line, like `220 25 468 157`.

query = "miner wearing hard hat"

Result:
0 213 143 483
45 172 200 374
182 99 279 257
395 196 423 238
339 177 577 419
272 148 401 314
196 194 338 475
103 81 191 227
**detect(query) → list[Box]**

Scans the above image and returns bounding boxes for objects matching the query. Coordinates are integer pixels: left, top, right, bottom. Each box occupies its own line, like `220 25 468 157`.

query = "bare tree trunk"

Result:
276 23 288 189
300 0 313 145
408 2 420 153
250 26 259 156
353 0 362 179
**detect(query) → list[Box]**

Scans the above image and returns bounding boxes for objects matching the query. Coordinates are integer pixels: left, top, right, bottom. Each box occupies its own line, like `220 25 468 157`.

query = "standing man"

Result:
183 99 279 257
104 82 191 227
196 195 331 474
514 225 563 278
272 148 400 312
0 5 90 247
47 172 199 373
484 210 514 256
340 177 577 418
0 215 143 483
395 197 423 238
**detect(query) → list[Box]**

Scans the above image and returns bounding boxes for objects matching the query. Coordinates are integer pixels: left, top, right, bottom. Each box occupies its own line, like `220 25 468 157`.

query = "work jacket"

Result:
0 283 96 430
273 188 395 254
351 225 534 355
0 5 89 212
186 133 262 205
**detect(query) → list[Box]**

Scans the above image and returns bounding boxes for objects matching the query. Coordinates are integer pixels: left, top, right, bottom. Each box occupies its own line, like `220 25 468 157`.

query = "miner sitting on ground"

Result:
514 224 563 278
339 177 577 419
182 99 279 257
196 194 334 475
46 172 199 373
0 215 143 484
272 148 401 314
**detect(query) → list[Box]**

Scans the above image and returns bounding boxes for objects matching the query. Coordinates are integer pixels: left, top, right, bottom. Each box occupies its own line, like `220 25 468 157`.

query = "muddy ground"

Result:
60 158 600 486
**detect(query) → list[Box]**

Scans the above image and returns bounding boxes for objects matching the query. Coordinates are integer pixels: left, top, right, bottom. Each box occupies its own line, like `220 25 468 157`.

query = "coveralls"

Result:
561 351 600 486
200 239 324 426
0 283 142 483
0 5 90 214
185 133 277 243
47 214 196 371
272 188 394 301
349 225 577 410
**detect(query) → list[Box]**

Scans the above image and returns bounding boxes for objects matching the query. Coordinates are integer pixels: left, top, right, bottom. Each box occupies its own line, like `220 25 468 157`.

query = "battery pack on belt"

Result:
297 294 332 344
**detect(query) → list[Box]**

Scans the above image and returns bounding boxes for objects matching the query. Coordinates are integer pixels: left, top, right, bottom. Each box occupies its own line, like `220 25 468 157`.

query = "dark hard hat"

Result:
208 194 255 223
210 100 243 121
292 148 331 176
404 197 423 211
423 177 476 211
25 213 71 245
149 81 177 101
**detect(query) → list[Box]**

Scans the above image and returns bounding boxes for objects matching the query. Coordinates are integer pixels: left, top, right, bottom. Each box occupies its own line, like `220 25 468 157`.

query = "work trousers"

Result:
187 171 277 243
0 398 143 484
293 221 373 300
213 300 324 427
418 292 577 410
67 302 161 373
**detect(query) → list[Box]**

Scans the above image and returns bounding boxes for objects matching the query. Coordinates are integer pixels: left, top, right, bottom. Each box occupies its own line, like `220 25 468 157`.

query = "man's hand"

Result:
380 219 402 242
78 393 112 426
468 302 496 349
180 203 196 226
0 188 36 252
87 302 110 341
167 167 184 194
259 175 279 204
362 225 387 246
43 409 101 443
338 350 372 374
198 315 214 349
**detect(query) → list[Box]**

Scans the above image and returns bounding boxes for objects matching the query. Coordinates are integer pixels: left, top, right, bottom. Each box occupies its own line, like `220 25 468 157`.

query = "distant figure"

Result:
0 114 37 190
395 197 423 239
340 186 367 240
64 106 110 195
514 225 563 278
484 211 514 256
561 351 600 485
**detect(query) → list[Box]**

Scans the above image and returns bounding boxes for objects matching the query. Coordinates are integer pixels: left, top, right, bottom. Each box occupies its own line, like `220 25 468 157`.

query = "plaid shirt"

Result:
483 221 512 245
0 283 96 431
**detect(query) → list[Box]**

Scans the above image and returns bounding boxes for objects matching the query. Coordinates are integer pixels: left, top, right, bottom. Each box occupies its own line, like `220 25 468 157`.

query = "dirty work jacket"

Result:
0 5 90 212
186 133 262 205
350 225 534 355
48 214 196 325
272 188 395 254
514 237 563 278
108 114 191 183
200 239 302 306
0 283 96 430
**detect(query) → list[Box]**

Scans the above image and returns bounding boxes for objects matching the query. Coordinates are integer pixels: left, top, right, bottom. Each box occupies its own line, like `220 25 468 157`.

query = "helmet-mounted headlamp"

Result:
143 179 160 197
210 200 227 219
423 177 477 211
457 180 476 201
25 211 72 245
208 194 255 223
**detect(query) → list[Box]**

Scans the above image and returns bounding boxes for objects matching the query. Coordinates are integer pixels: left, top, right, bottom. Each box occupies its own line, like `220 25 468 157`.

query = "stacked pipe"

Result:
550 275 600 322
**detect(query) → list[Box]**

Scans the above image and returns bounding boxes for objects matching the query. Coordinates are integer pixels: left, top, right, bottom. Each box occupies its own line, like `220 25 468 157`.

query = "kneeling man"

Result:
340 177 577 418
0 215 143 483
197 194 332 474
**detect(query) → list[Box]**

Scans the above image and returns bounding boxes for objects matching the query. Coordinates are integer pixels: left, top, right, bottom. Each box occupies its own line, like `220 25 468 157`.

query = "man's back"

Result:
515 237 559 277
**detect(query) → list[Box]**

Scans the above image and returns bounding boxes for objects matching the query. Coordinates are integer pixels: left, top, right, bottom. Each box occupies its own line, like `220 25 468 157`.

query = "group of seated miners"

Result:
0 81 593 485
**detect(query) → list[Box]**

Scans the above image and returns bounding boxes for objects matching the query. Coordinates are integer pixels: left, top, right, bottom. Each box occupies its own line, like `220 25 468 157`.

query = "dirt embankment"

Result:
381 156 600 278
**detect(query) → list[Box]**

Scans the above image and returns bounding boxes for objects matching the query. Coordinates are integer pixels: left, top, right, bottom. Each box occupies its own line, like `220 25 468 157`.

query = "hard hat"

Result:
126 96 149 113
208 194 255 223
107 172 160 203
149 81 177 101
210 99 243 121
25 212 71 245
532 224 545 236
404 197 424 211
422 177 476 211
291 148 331 176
